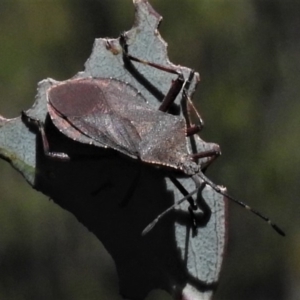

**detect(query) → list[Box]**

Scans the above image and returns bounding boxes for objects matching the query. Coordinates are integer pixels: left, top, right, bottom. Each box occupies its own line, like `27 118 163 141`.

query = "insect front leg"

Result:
191 146 221 172
21 111 70 161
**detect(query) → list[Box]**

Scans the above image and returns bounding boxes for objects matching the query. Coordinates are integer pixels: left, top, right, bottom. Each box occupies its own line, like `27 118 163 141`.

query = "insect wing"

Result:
48 77 190 169
48 78 142 158
100 79 190 169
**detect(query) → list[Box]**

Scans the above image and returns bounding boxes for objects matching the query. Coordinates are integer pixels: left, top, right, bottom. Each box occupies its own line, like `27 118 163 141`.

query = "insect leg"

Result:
158 74 184 112
178 70 220 171
193 181 211 226
191 147 221 172
171 178 209 237
143 174 211 236
181 70 204 135
142 187 200 235
120 33 181 76
120 33 205 130
119 34 169 102
191 175 211 223
168 173 197 210
21 111 70 161
120 32 186 112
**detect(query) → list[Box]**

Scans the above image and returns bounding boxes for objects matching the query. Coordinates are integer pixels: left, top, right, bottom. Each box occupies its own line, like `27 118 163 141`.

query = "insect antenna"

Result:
141 188 199 236
142 173 285 236
192 173 285 237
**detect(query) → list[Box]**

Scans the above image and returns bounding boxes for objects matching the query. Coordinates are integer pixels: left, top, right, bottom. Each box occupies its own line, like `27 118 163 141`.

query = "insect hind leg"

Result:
21 111 70 161
120 33 204 134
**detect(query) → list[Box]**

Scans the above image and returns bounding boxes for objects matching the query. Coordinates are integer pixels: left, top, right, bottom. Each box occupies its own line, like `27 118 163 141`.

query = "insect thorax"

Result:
179 156 199 176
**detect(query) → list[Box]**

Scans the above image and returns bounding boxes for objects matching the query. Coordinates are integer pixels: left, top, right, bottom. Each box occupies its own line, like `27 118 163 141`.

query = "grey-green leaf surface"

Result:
0 1 226 299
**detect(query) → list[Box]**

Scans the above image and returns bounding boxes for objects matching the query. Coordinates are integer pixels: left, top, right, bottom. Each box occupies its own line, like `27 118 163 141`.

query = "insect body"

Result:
47 77 196 174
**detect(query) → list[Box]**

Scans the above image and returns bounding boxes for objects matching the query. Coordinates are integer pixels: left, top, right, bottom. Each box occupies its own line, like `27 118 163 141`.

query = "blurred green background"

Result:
0 0 299 299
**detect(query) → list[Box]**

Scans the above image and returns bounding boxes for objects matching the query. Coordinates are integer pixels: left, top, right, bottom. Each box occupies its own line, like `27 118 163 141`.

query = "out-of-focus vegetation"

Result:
0 0 299 299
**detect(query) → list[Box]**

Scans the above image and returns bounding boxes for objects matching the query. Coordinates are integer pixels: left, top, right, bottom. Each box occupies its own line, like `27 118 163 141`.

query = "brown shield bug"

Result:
22 35 285 237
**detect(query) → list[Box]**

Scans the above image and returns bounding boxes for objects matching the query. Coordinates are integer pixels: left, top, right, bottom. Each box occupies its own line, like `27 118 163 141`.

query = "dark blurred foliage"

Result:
0 0 299 299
